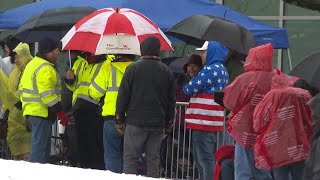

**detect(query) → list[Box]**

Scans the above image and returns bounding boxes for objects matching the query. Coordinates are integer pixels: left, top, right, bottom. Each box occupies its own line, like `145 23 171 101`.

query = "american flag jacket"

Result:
183 63 229 132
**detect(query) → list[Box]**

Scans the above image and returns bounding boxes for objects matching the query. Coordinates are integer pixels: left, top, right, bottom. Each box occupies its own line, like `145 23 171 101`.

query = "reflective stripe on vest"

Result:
75 81 91 90
89 64 119 95
20 63 60 97
72 63 103 106
75 61 84 77
73 94 99 106
108 65 119 92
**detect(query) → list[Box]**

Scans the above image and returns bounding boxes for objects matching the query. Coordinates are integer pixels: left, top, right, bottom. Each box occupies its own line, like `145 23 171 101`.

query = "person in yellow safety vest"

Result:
19 37 69 163
0 42 32 160
88 54 134 173
62 50 88 167
65 54 106 170
65 51 88 92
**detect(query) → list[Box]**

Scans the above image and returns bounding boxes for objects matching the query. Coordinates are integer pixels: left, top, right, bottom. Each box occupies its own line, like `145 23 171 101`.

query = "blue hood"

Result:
205 41 229 66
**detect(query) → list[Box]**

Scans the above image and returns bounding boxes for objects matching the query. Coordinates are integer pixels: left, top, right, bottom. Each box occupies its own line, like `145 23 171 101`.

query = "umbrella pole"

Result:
287 48 293 71
68 50 72 68
34 42 39 55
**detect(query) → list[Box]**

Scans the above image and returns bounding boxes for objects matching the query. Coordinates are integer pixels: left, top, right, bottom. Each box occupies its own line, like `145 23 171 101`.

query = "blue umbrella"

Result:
0 0 288 49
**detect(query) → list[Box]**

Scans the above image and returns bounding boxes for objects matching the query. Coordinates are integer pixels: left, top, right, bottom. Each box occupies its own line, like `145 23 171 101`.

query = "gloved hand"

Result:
65 69 75 81
165 119 173 134
116 122 126 136
115 113 126 135
56 111 69 126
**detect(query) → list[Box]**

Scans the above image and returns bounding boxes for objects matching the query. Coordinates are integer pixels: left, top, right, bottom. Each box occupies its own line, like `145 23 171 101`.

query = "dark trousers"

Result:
273 161 305 180
64 122 80 166
74 107 104 169
221 159 235 180
123 124 164 178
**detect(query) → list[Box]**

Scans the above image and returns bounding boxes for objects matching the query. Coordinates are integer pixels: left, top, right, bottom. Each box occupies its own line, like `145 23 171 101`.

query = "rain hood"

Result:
205 41 229 66
13 42 33 70
244 43 273 72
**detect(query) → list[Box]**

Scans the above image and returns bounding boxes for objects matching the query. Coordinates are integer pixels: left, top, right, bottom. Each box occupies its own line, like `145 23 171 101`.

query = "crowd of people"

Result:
0 34 319 180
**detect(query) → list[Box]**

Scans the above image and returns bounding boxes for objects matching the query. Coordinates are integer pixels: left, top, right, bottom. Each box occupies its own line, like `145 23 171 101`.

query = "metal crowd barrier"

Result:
0 120 65 162
160 102 233 179
1 102 233 180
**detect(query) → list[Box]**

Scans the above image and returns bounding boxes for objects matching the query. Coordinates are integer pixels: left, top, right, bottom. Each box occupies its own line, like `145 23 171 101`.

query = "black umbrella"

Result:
289 51 320 90
283 0 320 11
166 15 256 55
168 57 188 74
13 6 95 42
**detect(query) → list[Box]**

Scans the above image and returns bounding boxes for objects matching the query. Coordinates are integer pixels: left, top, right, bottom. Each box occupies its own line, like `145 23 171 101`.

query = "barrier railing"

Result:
160 102 233 179
1 102 233 180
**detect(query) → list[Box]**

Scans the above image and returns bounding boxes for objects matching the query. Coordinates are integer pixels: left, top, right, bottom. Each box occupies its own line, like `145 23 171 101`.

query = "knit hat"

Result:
140 36 160 56
183 54 203 73
38 37 59 54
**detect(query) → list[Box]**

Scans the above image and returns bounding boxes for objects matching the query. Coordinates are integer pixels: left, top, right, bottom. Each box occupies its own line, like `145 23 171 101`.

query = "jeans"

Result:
103 120 123 173
273 161 305 180
123 124 163 178
192 130 216 180
234 143 272 180
28 116 53 163
221 159 235 180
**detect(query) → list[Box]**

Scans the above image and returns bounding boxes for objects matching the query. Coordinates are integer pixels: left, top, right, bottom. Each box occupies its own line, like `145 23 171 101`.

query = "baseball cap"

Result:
195 41 209 51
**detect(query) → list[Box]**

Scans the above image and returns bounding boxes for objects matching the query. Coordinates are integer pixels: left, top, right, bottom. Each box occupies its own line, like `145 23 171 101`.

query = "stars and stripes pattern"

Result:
183 63 229 96
183 62 228 132
185 93 225 132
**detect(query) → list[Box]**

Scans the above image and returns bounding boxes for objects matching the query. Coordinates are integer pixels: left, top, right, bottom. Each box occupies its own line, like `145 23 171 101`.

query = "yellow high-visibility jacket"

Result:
66 56 88 92
71 62 103 106
19 56 61 118
0 42 32 156
89 60 132 117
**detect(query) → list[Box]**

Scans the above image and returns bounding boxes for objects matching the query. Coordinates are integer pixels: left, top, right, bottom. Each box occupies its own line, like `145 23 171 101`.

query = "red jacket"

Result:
214 145 235 180
253 73 313 169
223 43 274 148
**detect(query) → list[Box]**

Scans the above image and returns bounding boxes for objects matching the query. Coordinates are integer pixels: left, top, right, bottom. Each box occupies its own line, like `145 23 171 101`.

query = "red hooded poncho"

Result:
223 43 274 148
213 145 235 180
253 72 313 169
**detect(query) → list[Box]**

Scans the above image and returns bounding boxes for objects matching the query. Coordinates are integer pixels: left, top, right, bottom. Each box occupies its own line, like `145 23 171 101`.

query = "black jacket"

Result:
116 59 176 130
303 135 320 180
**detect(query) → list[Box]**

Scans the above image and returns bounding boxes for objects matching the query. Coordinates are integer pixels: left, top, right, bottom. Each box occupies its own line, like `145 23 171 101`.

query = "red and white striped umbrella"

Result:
61 8 173 55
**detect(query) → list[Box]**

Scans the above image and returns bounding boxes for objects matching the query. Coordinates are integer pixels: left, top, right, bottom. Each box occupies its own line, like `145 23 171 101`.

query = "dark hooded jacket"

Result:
116 36 176 130
304 92 320 180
